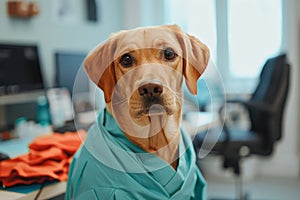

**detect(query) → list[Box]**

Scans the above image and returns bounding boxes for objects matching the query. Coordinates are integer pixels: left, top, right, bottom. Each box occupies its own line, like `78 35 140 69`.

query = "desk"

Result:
0 112 218 200
0 136 35 158
1 182 66 200
182 112 220 136
0 90 45 106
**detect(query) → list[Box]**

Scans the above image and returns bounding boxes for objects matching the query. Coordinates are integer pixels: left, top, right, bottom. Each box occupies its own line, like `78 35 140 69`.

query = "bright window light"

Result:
228 0 282 78
186 0 217 63
166 0 217 63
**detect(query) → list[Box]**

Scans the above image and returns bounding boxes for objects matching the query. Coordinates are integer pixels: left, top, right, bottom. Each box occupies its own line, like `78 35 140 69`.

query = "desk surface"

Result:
0 90 45 106
0 112 219 200
182 112 220 136
0 136 35 158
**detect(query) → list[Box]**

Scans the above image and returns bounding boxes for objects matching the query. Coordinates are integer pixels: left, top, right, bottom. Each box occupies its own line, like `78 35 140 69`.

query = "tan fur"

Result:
84 25 209 169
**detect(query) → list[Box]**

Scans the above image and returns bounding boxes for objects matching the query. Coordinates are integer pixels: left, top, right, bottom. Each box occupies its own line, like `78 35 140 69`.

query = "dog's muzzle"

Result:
138 82 165 115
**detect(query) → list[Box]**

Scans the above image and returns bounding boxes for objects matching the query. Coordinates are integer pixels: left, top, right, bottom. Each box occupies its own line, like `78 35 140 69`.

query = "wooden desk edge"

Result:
0 181 66 200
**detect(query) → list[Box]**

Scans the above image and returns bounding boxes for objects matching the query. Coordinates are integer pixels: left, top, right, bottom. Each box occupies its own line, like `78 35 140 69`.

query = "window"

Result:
228 0 282 78
186 0 217 63
165 0 217 62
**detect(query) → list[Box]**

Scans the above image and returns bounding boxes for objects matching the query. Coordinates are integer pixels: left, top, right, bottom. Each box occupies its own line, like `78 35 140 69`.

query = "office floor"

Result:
206 176 300 200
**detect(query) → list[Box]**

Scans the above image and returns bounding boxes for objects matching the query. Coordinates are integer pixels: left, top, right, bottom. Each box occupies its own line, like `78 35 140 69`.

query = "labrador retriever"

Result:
66 25 210 199
84 25 209 169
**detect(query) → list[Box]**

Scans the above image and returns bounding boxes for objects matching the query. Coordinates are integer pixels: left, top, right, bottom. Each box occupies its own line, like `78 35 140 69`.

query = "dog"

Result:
66 25 209 200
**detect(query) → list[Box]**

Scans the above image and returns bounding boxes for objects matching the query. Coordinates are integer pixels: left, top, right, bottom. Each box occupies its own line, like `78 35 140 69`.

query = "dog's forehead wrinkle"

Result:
115 28 180 52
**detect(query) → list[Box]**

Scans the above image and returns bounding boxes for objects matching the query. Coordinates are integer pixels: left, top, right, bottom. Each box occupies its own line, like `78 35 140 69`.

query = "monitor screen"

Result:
55 52 89 95
0 43 44 94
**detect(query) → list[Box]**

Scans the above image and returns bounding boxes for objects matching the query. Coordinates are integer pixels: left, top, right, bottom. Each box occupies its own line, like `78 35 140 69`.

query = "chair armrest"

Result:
217 99 274 142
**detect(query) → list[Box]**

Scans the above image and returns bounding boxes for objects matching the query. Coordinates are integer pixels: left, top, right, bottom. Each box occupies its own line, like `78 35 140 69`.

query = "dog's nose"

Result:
138 83 163 98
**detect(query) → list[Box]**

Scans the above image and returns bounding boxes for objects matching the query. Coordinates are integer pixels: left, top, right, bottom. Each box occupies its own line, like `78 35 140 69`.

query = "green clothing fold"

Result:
66 109 206 200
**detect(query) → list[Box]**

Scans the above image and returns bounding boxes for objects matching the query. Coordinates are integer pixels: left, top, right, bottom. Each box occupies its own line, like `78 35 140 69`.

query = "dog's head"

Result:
84 25 209 127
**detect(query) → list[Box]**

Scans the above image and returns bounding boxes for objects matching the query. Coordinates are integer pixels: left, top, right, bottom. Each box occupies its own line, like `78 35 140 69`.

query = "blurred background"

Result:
0 0 299 199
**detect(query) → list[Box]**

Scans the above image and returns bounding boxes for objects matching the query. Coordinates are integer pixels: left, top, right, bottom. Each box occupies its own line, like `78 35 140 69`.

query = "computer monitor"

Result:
55 52 89 95
0 43 44 94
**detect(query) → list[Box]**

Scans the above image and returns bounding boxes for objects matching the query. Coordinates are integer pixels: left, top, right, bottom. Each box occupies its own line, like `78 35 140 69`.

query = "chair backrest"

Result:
248 54 290 143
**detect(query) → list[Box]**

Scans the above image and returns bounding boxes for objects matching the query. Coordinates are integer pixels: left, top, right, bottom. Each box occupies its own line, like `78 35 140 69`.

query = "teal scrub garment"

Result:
66 109 206 200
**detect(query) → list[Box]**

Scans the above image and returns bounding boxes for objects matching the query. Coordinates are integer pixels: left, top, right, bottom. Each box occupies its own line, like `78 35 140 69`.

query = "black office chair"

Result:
193 54 290 200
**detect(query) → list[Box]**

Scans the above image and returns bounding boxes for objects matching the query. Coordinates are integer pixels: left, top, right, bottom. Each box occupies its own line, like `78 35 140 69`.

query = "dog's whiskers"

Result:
167 89 183 103
112 97 129 106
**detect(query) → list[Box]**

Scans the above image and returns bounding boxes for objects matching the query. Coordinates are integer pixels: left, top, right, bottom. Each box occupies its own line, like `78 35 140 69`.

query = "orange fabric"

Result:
0 130 86 187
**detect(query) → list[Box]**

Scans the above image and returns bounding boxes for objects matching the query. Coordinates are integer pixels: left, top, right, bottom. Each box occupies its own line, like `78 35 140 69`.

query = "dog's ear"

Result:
168 25 210 95
84 37 118 103
183 34 210 95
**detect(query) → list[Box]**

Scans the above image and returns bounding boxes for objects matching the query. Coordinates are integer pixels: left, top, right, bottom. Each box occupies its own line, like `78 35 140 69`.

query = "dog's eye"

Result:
120 53 134 67
164 48 177 61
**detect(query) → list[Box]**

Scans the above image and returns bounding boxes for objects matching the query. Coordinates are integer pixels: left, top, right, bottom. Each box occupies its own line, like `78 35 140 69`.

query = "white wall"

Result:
0 0 122 87
121 0 165 29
